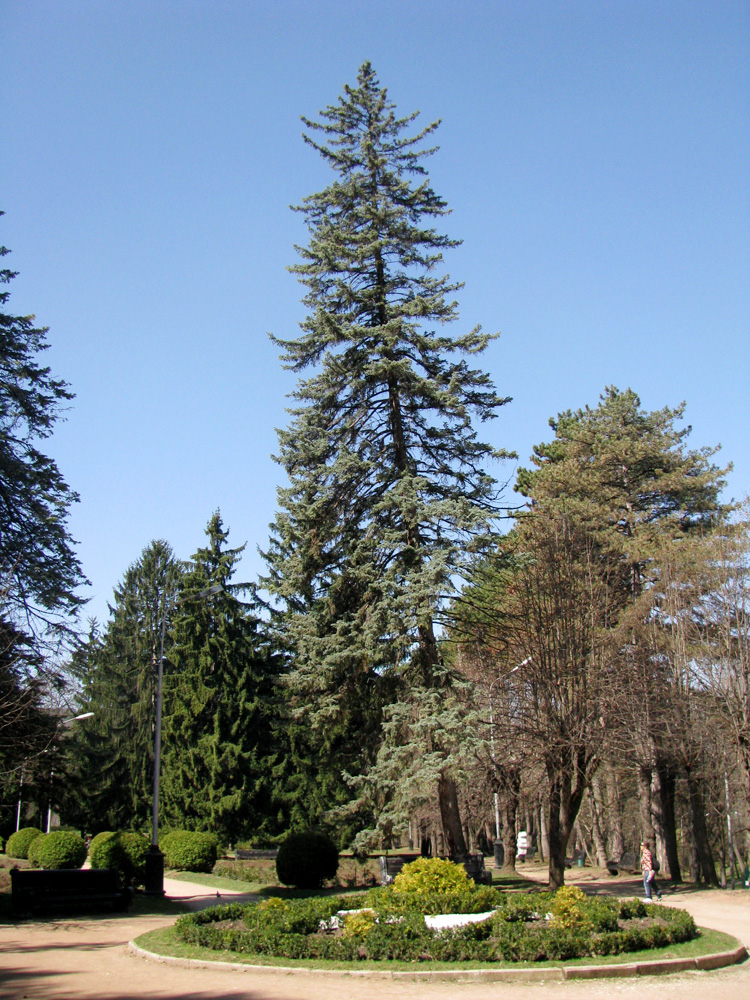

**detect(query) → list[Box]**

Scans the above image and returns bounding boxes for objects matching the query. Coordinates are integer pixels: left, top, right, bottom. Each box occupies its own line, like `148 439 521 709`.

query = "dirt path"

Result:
1 871 749 1000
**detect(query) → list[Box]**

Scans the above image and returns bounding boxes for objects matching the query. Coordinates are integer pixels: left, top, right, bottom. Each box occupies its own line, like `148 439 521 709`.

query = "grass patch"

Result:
166 870 262 893
133 924 740 973
491 871 543 890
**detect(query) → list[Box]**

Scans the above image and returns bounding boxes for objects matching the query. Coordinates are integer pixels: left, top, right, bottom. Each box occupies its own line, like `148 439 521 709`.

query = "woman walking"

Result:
640 841 662 902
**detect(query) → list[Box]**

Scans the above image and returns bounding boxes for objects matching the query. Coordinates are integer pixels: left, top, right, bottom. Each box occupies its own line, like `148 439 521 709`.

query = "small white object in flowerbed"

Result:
175 859 698 963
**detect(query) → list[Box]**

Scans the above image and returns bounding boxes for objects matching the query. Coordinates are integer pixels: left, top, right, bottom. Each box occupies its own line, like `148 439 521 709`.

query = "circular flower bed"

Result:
174 864 698 964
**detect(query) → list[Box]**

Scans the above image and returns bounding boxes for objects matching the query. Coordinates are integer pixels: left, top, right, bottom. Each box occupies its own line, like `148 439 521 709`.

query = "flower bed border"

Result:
129 935 747 982
171 891 702 965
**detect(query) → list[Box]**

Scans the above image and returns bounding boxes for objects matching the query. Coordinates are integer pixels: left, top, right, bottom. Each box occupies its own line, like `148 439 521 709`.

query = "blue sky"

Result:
4 0 749 628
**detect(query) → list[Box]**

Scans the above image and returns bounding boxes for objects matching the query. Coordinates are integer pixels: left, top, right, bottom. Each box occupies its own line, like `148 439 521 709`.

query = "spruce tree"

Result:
265 64 510 854
161 513 282 844
0 217 85 642
66 541 184 831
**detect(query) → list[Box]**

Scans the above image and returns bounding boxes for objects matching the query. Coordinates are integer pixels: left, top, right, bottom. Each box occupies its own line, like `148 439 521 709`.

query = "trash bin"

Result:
577 856 585 867
493 842 504 868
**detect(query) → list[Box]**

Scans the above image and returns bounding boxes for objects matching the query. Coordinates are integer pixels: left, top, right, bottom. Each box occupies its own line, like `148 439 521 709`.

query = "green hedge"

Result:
88 831 150 886
175 888 698 963
6 827 43 860
27 830 87 870
161 831 219 873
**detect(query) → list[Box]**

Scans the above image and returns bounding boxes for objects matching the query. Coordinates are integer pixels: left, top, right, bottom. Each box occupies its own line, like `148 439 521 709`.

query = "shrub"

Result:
342 910 377 941
551 885 588 929
175 888 699 964
27 830 87 869
275 831 339 889
89 830 150 886
213 858 277 884
392 857 470 895
161 831 219 873
6 827 43 860
370 883 502 916
494 890 552 923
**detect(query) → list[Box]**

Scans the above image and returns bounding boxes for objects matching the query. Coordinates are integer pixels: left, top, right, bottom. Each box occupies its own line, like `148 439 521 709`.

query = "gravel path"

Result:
1 869 749 999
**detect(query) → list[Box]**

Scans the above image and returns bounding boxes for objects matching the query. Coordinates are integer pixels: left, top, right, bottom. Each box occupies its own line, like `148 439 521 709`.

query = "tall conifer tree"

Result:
0 218 84 643
66 541 184 831
265 64 510 853
161 513 282 843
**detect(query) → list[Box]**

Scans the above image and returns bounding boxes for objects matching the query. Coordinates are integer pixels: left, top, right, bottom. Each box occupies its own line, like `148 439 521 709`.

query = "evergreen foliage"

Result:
175 890 698 963
391 857 469 895
0 216 85 643
160 830 219 872
515 387 730 583
63 541 185 831
275 830 339 888
27 829 87 869
88 830 149 886
451 387 730 886
0 218 85 800
264 64 510 851
160 512 283 843
6 825 43 859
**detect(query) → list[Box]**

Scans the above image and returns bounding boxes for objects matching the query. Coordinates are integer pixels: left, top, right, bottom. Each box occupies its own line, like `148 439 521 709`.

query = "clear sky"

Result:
4 0 749 628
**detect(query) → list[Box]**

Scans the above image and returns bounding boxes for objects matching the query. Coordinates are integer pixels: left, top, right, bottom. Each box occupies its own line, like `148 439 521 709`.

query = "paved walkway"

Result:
1 869 749 999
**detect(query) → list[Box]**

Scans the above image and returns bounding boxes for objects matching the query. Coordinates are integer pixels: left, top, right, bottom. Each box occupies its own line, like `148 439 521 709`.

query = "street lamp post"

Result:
43 712 95 833
144 584 222 896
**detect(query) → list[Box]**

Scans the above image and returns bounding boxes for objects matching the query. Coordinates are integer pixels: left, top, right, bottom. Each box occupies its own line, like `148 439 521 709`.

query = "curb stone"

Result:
128 940 747 983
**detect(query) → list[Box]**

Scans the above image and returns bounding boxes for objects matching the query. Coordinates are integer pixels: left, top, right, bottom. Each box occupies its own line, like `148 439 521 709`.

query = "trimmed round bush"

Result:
88 830 115 858
6 826 43 860
27 830 87 869
89 830 150 886
161 831 219 873
275 831 339 889
392 857 470 895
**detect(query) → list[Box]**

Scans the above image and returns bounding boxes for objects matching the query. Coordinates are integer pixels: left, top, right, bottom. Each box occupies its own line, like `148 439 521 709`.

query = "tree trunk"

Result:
588 782 609 866
655 765 681 882
499 768 520 872
438 771 468 859
686 766 720 886
637 765 655 844
537 799 547 863
547 775 566 889
605 765 625 859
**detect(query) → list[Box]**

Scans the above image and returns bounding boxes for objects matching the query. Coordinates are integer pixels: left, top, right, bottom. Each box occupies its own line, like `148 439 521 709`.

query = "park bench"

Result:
378 854 414 885
606 851 638 876
234 848 278 860
379 853 493 886
11 867 131 916
462 853 493 884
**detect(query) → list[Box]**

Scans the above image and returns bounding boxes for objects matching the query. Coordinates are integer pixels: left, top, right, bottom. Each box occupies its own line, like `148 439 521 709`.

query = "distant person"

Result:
516 830 528 863
640 840 662 901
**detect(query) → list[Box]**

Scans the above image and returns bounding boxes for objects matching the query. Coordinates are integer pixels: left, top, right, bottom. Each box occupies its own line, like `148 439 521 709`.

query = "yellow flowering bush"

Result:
551 885 588 929
342 909 377 940
392 857 470 895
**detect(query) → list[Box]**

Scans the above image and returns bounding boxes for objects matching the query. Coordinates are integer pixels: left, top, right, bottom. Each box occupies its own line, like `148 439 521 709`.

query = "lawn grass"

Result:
166 870 262 893
133 923 741 974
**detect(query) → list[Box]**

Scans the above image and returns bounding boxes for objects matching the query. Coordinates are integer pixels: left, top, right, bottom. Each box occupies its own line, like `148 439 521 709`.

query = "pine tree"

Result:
264 64 511 854
493 387 728 884
161 513 282 844
0 217 85 643
66 541 184 831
